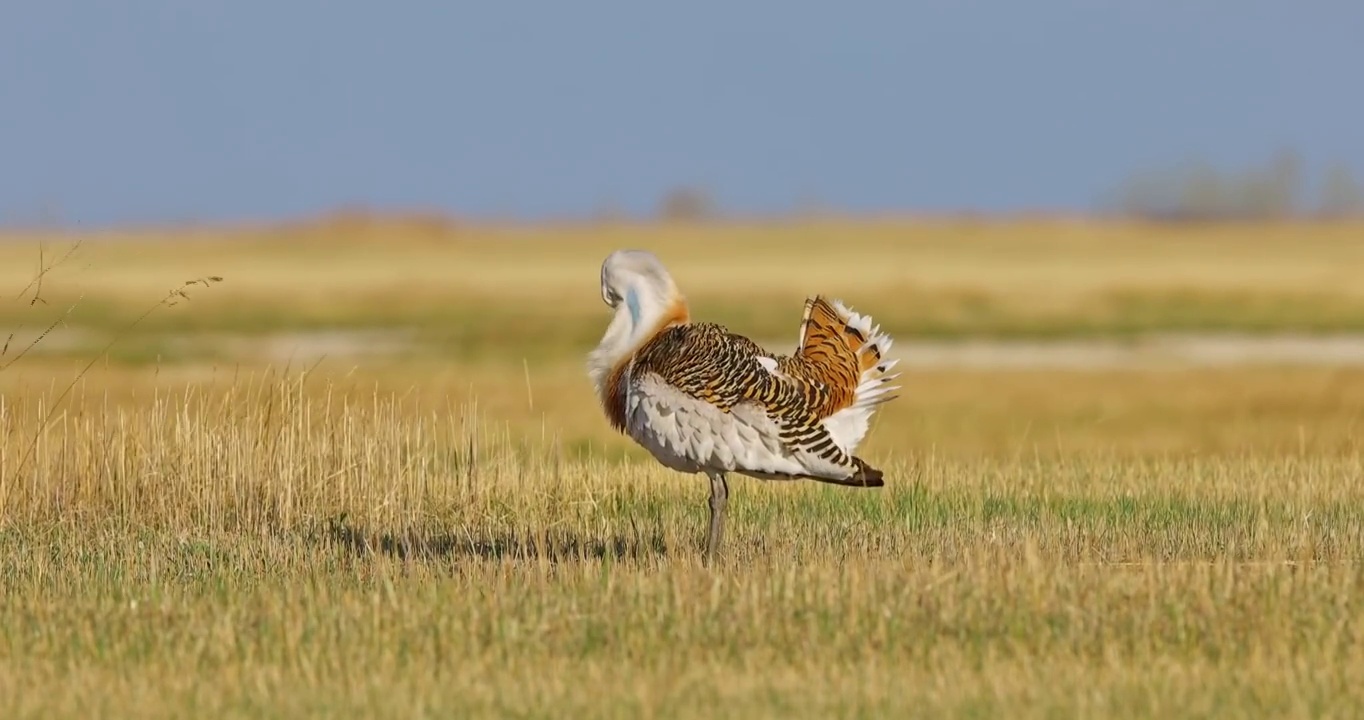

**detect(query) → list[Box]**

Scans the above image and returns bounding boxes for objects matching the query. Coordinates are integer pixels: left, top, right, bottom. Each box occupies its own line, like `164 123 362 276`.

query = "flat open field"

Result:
3 216 1364 717
4 215 1364 364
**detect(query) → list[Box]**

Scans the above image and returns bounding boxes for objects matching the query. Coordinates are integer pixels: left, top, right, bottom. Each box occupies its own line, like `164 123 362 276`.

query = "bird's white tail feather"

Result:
819 299 901 451
826 299 901 404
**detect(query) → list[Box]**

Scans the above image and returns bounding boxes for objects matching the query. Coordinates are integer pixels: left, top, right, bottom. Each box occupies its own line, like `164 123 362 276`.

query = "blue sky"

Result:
2 1 1361 227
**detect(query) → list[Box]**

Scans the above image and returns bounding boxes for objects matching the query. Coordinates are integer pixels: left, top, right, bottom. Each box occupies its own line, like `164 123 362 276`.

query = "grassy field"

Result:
3 216 1364 717
4 215 1364 365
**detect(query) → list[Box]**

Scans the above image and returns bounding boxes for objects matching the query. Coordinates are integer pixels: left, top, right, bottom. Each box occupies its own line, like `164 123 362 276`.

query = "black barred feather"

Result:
629 321 884 487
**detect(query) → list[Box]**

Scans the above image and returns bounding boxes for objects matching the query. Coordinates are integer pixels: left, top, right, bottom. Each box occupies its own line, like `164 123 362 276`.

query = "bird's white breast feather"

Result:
624 372 847 480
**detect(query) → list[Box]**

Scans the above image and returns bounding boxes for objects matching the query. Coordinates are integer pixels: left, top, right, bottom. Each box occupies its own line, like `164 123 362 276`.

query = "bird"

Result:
586 249 901 562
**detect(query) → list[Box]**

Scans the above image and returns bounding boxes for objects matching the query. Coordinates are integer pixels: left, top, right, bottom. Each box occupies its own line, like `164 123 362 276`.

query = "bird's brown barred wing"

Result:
624 322 880 484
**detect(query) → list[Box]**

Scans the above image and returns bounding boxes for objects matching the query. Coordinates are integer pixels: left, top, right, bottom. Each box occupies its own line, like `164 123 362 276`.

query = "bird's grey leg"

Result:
705 471 729 563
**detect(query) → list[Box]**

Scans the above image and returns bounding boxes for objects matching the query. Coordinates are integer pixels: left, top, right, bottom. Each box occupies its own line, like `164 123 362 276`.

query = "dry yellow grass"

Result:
3 216 1364 717
2 367 1364 718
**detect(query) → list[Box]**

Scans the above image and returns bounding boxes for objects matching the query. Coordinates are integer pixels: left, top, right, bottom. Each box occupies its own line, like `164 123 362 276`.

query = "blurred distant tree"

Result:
1318 163 1364 218
657 186 716 222
1 200 64 230
1181 161 1227 219
1110 160 1230 221
1104 172 1174 219
592 199 630 224
1110 149 1331 222
792 193 832 220
1269 149 1303 218
1238 149 1300 220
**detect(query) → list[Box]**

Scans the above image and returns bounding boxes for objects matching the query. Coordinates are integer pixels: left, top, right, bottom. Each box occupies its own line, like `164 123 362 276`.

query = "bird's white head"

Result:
598 249 680 319
587 249 690 394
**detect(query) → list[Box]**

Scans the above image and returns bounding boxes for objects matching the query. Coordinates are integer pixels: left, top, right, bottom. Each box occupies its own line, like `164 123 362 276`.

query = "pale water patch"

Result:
162 330 418 363
3 328 415 364
10 327 1364 368
755 333 1364 370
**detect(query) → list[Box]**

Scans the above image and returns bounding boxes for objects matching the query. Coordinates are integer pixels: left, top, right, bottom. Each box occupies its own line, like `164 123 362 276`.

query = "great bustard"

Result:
586 249 900 561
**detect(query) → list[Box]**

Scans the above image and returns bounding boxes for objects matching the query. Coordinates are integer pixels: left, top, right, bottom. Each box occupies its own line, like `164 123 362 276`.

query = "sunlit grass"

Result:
1 368 1363 717
4 215 1364 717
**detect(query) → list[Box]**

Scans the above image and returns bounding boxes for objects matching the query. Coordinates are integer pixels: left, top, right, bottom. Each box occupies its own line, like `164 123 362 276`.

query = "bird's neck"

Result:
587 284 689 398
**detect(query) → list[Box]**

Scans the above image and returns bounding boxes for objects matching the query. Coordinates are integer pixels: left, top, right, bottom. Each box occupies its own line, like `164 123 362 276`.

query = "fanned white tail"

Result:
796 297 901 453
